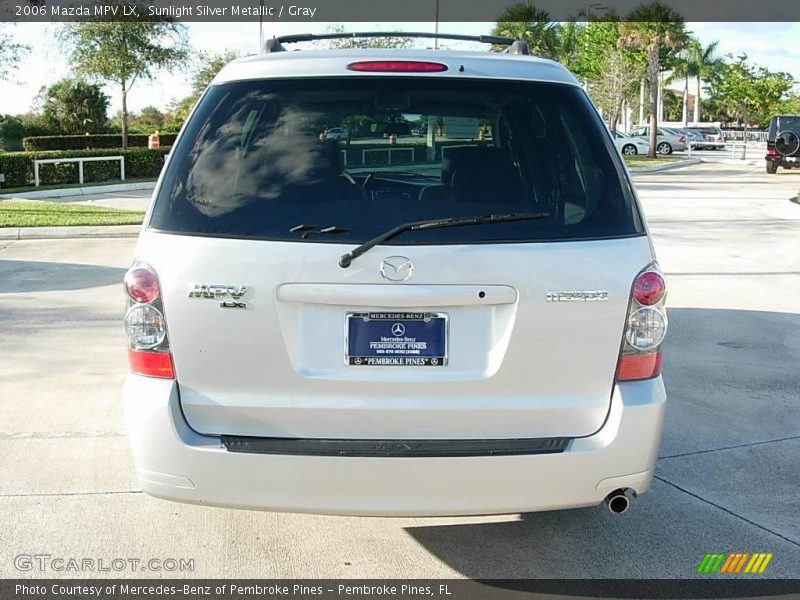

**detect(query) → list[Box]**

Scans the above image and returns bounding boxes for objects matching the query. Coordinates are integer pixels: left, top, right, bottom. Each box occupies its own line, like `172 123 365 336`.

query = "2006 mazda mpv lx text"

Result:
122 33 668 516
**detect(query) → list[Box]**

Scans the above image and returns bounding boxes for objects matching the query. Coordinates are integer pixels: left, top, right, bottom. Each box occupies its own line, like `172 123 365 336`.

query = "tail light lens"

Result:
125 304 167 349
632 270 666 306
616 263 667 381
123 261 174 379
347 61 448 73
124 267 160 303
767 148 777 156
679 136 686 143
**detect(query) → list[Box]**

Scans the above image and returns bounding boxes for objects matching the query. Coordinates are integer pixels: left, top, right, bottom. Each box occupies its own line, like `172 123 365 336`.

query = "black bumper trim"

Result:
221 435 570 457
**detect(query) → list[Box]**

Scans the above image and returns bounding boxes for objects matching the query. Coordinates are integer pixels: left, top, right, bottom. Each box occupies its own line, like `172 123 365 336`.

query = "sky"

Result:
1 21 799 117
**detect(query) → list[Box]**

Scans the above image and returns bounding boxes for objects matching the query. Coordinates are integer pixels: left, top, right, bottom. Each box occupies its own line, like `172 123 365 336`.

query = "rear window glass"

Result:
770 117 800 137
149 78 643 243
688 127 718 135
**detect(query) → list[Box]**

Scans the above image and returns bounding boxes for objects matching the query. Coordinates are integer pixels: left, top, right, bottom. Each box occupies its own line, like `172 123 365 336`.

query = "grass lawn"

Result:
0 201 145 228
623 155 684 168
0 177 156 195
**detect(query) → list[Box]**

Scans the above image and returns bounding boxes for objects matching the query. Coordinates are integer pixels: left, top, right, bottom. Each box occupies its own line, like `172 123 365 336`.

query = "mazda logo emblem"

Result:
380 256 413 282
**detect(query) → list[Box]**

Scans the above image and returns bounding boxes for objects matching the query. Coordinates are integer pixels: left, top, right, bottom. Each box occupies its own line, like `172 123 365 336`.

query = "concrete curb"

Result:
628 158 702 173
0 225 141 241
702 158 763 166
0 181 156 200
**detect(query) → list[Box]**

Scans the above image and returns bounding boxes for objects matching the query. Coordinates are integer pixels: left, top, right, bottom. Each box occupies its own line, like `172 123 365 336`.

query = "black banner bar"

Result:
3 0 800 23
4 579 800 600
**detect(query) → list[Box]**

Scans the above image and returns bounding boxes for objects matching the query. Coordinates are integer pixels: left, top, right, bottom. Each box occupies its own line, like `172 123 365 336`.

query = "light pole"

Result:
258 0 264 51
586 2 608 21
433 0 439 49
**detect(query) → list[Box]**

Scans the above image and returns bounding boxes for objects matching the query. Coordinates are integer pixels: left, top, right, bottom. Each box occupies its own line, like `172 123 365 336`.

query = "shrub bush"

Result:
22 133 179 151
0 147 171 188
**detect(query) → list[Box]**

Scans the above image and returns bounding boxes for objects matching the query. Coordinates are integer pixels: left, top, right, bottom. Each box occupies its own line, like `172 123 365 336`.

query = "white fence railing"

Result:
33 156 125 187
361 148 414 165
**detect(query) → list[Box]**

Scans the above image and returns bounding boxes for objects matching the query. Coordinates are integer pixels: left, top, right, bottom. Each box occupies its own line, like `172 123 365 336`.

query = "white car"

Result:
325 127 349 141
612 130 650 155
628 126 688 154
123 34 668 517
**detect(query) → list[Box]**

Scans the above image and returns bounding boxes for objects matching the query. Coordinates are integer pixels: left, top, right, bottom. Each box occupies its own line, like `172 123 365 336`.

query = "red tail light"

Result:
347 61 448 73
128 349 175 378
617 352 662 381
616 263 668 382
124 266 160 304
123 262 175 379
679 136 686 143
767 148 777 156
632 271 666 306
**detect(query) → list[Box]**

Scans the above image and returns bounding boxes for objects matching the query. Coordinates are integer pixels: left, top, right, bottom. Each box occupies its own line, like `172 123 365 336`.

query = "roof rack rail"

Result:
263 32 530 55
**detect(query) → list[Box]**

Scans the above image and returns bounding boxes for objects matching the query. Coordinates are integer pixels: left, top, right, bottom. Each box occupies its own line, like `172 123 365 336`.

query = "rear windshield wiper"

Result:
290 224 350 239
338 212 551 268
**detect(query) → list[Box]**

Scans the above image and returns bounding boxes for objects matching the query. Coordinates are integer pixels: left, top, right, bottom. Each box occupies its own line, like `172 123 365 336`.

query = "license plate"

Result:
346 312 448 366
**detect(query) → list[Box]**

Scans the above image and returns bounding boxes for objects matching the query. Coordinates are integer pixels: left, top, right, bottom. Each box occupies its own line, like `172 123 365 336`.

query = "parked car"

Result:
685 125 725 150
123 34 668 517
326 127 350 141
612 130 650 155
765 115 800 174
662 127 718 151
628 126 687 154
666 128 701 149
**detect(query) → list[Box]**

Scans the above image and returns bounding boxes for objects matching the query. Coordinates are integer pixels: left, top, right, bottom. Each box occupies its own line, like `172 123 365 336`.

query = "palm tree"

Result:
491 3 562 60
669 40 700 125
689 40 723 122
621 1 687 157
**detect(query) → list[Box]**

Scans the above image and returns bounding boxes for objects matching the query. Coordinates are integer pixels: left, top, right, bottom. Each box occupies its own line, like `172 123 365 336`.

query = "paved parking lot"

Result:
0 162 798 578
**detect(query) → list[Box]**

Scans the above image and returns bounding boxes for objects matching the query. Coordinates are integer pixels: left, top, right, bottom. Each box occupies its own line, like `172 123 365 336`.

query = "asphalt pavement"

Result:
0 162 798 578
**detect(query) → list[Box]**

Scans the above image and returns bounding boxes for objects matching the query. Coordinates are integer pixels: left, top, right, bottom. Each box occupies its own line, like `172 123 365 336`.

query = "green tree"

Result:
685 40 724 122
707 54 794 128
661 88 682 121
40 78 110 134
590 46 646 131
569 16 646 131
168 50 239 128
59 17 189 147
322 25 412 49
777 91 800 116
129 105 165 131
490 3 562 59
190 50 240 96
669 41 698 124
621 1 687 157
0 25 29 81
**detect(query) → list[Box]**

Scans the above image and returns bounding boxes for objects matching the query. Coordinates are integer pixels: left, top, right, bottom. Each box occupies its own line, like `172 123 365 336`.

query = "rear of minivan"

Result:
122 50 667 516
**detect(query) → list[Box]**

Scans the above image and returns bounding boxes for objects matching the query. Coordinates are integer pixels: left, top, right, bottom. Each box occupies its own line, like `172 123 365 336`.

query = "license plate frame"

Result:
345 311 448 367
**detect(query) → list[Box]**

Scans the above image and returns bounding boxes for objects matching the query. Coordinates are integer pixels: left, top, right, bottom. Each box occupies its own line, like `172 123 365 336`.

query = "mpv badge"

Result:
380 256 413 282
188 284 249 309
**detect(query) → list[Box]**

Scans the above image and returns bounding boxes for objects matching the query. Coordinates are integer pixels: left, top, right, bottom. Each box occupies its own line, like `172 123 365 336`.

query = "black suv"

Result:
766 115 800 174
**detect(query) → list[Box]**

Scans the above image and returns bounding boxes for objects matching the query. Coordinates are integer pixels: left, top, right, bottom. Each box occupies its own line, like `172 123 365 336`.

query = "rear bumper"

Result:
766 156 800 167
123 376 666 516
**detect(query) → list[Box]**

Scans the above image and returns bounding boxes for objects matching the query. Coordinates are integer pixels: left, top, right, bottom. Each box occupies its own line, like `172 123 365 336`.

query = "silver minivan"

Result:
122 34 668 516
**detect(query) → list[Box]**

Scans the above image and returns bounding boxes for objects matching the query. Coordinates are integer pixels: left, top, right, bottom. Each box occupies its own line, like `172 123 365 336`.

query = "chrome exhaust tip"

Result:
605 489 630 514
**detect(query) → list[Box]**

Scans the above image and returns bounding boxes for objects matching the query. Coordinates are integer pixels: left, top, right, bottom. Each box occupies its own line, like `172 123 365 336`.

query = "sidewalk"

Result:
0 225 141 241
0 181 155 201
627 157 702 173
